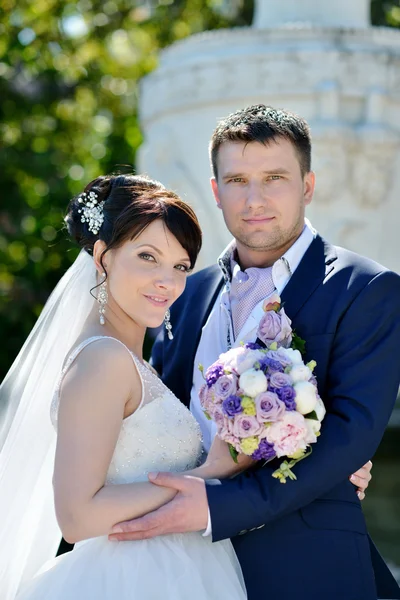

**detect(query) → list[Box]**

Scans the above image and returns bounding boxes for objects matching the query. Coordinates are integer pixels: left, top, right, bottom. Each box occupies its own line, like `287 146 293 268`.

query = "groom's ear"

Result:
211 178 222 209
303 171 315 206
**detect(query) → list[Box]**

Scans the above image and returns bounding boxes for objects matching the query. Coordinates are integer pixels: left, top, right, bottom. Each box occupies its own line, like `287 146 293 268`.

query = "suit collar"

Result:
280 235 337 321
217 219 317 284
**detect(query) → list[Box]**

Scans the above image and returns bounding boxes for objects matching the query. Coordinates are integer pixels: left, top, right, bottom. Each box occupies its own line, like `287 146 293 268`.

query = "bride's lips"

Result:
143 295 169 307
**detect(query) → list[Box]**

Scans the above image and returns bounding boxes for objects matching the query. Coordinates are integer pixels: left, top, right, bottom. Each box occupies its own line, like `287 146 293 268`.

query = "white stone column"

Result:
138 1 400 273
253 0 370 28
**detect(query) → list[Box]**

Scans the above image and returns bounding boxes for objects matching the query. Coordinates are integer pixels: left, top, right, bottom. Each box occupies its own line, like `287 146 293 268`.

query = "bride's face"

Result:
96 219 191 329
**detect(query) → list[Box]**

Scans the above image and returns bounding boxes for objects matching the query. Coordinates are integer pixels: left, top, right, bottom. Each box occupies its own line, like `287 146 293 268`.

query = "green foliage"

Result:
371 0 400 26
291 331 306 356
0 0 253 377
0 0 397 378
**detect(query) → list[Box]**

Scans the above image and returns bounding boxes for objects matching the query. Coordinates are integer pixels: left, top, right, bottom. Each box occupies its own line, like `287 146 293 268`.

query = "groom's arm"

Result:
207 269 400 541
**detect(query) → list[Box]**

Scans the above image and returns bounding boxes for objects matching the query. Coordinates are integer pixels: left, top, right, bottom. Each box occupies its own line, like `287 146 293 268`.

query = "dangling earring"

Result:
98 273 108 325
164 309 173 340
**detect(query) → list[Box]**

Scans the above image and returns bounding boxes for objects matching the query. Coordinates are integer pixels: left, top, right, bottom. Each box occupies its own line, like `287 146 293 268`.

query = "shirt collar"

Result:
217 219 316 289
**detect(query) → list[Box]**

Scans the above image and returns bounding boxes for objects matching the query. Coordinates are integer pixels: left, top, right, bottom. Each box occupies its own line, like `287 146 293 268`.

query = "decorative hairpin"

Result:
77 191 105 235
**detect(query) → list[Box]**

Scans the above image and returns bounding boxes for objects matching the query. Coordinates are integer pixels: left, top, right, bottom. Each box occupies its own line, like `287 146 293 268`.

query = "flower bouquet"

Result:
199 294 326 483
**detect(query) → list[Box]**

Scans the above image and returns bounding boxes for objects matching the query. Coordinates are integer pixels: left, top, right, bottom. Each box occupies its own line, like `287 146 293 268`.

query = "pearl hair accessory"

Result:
77 190 105 235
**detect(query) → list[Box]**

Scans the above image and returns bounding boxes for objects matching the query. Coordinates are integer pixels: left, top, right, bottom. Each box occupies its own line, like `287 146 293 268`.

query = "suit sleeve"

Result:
149 329 164 376
207 270 400 541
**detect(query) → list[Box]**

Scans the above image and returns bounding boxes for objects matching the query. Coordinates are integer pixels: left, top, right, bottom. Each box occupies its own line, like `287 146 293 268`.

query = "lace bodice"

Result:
50 336 203 484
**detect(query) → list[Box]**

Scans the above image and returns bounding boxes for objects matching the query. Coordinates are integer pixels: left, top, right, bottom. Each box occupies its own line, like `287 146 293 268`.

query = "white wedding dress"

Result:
16 336 247 600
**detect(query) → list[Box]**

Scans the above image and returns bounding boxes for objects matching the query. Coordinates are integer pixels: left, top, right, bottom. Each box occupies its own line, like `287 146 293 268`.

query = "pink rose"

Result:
214 374 238 400
262 292 281 313
266 412 308 458
199 384 215 412
232 414 263 438
212 407 241 449
257 308 293 349
255 392 286 422
218 431 242 452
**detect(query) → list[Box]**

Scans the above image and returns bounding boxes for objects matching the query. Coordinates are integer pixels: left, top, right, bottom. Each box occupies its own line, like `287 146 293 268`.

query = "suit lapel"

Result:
186 265 224 351
280 235 337 321
173 265 224 403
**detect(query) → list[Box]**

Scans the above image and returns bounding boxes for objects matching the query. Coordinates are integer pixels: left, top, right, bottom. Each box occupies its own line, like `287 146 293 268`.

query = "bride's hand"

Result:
186 435 254 481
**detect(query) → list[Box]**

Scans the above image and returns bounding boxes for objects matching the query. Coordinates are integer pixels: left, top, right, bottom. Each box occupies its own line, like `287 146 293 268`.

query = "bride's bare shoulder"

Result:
60 336 140 400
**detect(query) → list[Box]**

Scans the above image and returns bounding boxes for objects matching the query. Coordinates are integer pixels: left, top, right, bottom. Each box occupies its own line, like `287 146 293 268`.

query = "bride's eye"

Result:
175 264 191 273
138 252 156 263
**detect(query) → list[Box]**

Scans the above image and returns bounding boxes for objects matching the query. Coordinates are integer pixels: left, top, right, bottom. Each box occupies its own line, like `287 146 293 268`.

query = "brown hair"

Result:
65 174 202 272
210 104 312 179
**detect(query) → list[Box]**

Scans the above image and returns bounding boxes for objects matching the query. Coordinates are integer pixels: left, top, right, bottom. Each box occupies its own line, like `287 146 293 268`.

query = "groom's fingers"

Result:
109 476 208 541
108 506 170 540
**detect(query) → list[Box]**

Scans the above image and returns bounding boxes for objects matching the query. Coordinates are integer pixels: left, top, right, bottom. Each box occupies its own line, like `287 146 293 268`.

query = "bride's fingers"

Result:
349 469 371 492
148 471 186 489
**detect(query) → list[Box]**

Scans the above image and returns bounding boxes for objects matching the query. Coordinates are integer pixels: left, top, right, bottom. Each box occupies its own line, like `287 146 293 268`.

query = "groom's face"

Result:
211 138 315 267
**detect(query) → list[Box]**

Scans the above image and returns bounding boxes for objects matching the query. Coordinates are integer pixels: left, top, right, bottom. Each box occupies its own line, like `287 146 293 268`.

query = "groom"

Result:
111 105 400 599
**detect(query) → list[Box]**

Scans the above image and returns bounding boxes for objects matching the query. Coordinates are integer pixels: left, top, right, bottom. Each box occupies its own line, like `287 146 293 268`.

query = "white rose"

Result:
304 418 322 443
279 348 303 366
289 364 312 384
294 381 317 414
314 395 326 421
235 350 266 375
220 348 264 375
239 368 268 398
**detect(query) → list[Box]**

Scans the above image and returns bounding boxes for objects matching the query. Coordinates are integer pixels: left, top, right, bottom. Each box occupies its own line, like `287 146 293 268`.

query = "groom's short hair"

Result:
209 104 312 180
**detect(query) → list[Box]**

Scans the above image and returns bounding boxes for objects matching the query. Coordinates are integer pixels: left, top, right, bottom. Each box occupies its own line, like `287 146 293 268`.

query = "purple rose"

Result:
206 363 224 388
232 414 263 438
259 356 284 375
251 439 277 461
276 385 296 410
270 372 292 389
214 374 238 401
267 349 293 368
257 309 293 349
222 395 243 418
245 342 263 350
255 391 286 422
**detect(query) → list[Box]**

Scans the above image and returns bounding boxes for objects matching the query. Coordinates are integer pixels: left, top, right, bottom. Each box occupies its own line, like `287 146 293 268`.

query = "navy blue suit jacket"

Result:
151 235 400 600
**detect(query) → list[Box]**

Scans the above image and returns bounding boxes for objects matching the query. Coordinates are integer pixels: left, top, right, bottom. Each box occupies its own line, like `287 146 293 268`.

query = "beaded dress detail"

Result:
19 337 246 600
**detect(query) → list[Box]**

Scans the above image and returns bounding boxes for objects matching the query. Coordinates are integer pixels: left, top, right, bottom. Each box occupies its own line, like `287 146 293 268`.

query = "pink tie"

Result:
230 266 275 340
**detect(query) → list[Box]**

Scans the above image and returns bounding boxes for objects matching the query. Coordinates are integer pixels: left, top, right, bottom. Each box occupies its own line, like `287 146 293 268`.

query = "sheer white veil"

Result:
0 249 97 599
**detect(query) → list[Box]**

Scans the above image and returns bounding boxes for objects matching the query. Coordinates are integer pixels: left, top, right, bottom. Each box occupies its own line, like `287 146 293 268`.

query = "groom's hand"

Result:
349 460 372 501
108 473 209 541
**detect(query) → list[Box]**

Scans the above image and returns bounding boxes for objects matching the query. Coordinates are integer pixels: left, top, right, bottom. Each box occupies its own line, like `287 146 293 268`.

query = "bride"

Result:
0 174 251 600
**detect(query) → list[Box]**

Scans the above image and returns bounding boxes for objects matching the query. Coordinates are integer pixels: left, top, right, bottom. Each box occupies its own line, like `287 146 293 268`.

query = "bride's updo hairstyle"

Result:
65 174 202 273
